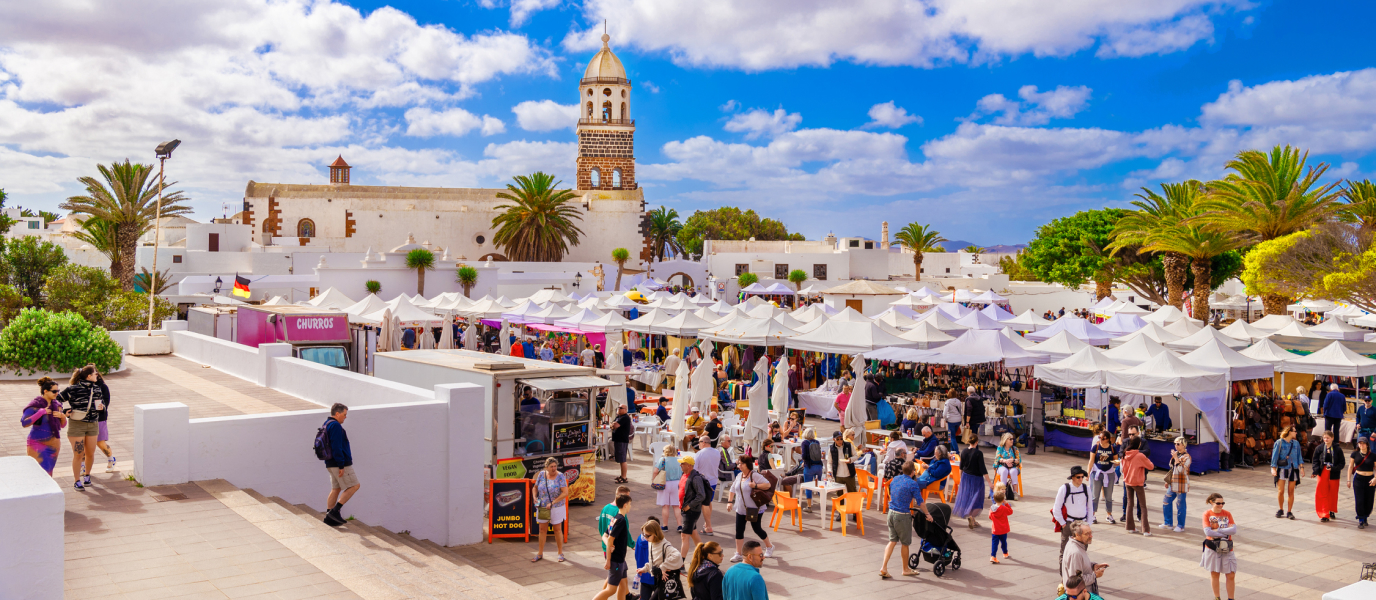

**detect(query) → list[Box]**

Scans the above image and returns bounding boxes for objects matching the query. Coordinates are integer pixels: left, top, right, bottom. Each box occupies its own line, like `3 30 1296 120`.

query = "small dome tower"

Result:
576 33 635 191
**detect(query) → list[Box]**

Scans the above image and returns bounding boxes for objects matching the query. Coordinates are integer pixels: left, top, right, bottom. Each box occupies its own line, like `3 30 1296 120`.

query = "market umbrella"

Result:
499 319 512 355
843 354 870 439
418 325 434 349
771 356 789 415
603 341 628 420
690 339 715 415
743 357 771 454
463 323 477 350
388 313 404 352
607 340 625 371
376 309 394 352
438 320 454 350
669 359 691 439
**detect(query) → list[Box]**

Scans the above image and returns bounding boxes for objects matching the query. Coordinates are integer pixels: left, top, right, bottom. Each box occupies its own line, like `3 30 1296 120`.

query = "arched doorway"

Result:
665 272 695 288
478 253 509 262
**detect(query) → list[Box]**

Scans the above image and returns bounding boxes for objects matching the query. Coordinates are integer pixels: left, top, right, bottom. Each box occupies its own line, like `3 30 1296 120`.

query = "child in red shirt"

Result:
989 489 1013 563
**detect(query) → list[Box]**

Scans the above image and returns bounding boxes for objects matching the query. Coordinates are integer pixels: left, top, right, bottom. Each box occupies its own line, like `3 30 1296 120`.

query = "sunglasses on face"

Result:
1214 501 1225 506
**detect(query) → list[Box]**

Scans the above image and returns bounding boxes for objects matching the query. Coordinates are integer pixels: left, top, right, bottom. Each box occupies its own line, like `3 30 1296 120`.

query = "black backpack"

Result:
807 440 822 463
313 419 333 461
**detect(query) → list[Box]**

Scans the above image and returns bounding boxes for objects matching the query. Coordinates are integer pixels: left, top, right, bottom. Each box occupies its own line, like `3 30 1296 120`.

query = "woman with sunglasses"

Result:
1201 493 1238 600
688 541 725 600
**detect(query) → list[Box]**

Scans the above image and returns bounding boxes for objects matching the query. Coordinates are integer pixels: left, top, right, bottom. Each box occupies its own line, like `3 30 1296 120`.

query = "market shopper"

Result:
722 540 769 600
1054 466 1093 573
1312 429 1345 522
1321 384 1347 444
943 390 964 452
654 443 685 532
953 431 991 529
593 495 633 600
989 489 1012 564
963 386 986 444
59 365 104 491
532 457 568 563
725 456 775 562
913 426 941 460
1121 437 1155 536
92 372 115 472
1350 436 1376 528
993 432 1020 501
1061 521 1107 595
611 403 632 484
21 377 66 475
830 430 858 496
1358 398 1376 441
799 428 826 512
598 485 632 553
695 436 723 536
1201 493 1238 600
1271 426 1302 519
1162 437 1192 533
318 403 359 527
680 456 710 553
689 541 725 600
639 520 685 600
1086 432 1119 524
879 461 921 578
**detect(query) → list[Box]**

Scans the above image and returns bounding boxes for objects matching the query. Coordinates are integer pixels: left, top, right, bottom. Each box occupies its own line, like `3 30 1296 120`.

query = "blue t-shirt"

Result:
654 456 683 481
888 474 921 512
722 563 769 600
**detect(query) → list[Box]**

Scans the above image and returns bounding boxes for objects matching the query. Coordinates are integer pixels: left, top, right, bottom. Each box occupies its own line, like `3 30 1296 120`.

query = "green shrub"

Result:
0 308 123 374
101 292 177 331
365 280 381 295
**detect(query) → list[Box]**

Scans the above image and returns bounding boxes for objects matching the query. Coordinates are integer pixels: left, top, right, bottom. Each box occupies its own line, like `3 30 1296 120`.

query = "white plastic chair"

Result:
648 441 668 459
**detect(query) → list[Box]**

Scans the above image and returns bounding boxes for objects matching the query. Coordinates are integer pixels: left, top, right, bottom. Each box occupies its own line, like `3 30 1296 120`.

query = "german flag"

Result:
231 275 252 298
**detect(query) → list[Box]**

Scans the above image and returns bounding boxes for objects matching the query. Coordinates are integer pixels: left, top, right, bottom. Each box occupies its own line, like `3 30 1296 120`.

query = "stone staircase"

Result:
197 480 536 600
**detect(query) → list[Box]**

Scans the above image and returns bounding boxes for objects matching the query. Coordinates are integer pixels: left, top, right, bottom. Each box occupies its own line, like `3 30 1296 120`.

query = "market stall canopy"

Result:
1106 351 1228 395
343 293 389 319
744 296 771 308
763 282 796 295
1025 317 1113 346
1250 314 1300 333
906 285 941 298
1097 313 1147 336
602 294 641 310
797 284 823 295
913 310 971 334
578 311 629 333
746 303 787 320
1109 322 1181 347
436 295 475 313
553 307 607 329
898 321 956 349
263 296 289 305
1090 296 1118 310
784 319 916 354
919 329 1051 367
624 309 676 334
650 310 718 337
999 327 1036 349
528 303 574 325
979 303 1016 322
500 299 545 323
1219 320 1268 343
828 306 873 323
493 295 517 308
820 280 905 296
1237 338 1298 371
704 300 736 315
1107 301 1151 316
462 297 508 319
1161 318 1204 338
1309 317 1368 341
1166 326 1250 352
1180 339 1274 381
790 312 830 334
1288 299 1338 313
952 288 978 303
891 294 939 309
1328 305 1367 322
385 294 419 311
1100 335 1172 366
700 315 800 346
365 300 441 325
971 290 1008 305
954 310 1007 331
1143 305 1188 325
1028 330 1092 361
1263 321 1322 339
999 309 1054 332
420 292 460 309
933 302 975 320
1284 341 1376 376
520 375 620 392
1351 313 1376 328
872 308 919 329
1034 346 1131 389
304 287 355 310
741 282 769 294
689 295 716 306
712 307 752 325
528 289 571 305
575 296 602 310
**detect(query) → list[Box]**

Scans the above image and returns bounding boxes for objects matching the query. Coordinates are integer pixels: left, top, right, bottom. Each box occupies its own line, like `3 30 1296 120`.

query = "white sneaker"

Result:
730 553 744 563
1142 531 1152 537
1173 527 1184 533
764 547 774 558
1159 523 1170 530
1105 515 1117 524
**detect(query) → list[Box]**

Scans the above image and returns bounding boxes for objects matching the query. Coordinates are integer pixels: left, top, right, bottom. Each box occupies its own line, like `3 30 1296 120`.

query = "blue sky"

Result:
2 1 1375 245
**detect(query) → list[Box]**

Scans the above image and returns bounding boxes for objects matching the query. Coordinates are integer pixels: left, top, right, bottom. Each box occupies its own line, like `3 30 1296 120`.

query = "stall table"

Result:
1143 437 1219 474
796 389 841 420
1043 421 1095 453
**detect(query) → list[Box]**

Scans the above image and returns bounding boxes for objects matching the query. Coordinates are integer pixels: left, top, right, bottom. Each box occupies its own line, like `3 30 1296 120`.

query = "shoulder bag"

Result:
652 458 668 490
69 386 94 422
536 474 552 522
1203 538 1233 554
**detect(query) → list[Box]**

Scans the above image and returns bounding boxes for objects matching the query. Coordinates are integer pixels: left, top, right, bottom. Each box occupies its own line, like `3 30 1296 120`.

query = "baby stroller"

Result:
908 502 962 577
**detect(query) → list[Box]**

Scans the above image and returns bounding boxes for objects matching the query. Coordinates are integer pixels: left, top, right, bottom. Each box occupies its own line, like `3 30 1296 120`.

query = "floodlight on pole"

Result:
147 139 181 335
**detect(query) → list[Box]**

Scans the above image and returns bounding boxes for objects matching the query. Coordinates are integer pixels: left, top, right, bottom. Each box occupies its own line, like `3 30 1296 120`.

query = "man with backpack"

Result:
316 403 359 527
679 455 709 554
1053 466 1092 576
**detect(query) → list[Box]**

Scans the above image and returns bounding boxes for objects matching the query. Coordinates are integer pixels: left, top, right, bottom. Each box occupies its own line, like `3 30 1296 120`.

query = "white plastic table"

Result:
798 480 847 529
778 440 801 472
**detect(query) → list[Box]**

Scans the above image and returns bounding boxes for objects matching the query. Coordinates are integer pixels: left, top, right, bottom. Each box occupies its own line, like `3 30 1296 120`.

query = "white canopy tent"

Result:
740 283 769 294
1106 351 1230 446
784 319 916 354
1090 296 1118 310
999 327 1037 349
529 288 572 305
649 310 718 337
1143 305 1189 325
1097 313 1147 336
1286 342 1376 377
913 310 970 335
1251 314 1300 333
528 303 574 325
700 315 800 346
1237 338 1298 371
872 308 919 329
763 283 796 295
827 306 873 323
1166 326 1250 352
979 303 1016 322
1034 346 1131 389
933 302 974 320
366 301 442 325
1309 318 1368 341
553 307 607 329
500 299 544 323
790 312 830 335
1027 330 1092 361
493 296 517 308
579 311 629 333
1161 318 1204 338
624 310 678 334
343 293 389 320
304 287 356 310
999 309 1054 332
1108 322 1182 347
790 303 837 320
911 329 1051 368
954 310 1007 331
1180 339 1274 381
971 290 1008 305
1219 320 1268 343
1264 321 1323 339
1025 317 1114 346
898 321 957 349
1288 299 1338 313
1100 335 1172 366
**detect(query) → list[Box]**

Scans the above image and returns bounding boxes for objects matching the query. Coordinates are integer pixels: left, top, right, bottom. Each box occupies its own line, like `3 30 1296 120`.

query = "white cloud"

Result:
512 100 580 131
404 108 506 137
565 0 1242 70
719 99 739 112
971 85 1092 125
723 108 802 139
0 0 555 214
864 101 922 129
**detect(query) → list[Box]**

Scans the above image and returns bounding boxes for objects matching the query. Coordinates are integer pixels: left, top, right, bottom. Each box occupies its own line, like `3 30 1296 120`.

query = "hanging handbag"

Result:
69 386 95 422
536 474 552 522
1203 538 1233 554
652 458 668 490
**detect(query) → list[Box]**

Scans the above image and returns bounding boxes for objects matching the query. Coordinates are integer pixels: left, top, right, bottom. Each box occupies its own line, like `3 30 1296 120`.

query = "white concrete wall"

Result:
169 330 263 383
186 223 253 252
134 382 486 546
271 356 430 407
0 457 64 600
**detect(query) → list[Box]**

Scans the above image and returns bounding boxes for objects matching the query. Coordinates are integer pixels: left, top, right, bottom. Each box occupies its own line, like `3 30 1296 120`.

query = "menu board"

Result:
488 479 530 542
552 422 590 452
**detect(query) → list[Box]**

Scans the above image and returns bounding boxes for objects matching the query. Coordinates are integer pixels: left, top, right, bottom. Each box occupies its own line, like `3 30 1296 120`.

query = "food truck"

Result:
236 305 353 371
371 349 620 506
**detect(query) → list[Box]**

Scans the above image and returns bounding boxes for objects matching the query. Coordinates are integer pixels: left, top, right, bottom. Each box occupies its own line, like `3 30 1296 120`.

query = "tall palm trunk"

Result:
1189 257 1212 321
913 253 923 279
1262 293 1290 316
417 268 426 297
1094 278 1112 300
614 260 626 291
117 224 139 291
1162 252 1188 309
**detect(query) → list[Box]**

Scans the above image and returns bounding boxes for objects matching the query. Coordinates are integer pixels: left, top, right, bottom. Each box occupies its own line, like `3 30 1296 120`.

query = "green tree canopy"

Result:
737 272 759 288
676 207 803 256
61 160 192 291
405 248 436 297
3 236 68 306
456 265 479 297
492 172 584 261
44 264 119 318
1022 209 1128 299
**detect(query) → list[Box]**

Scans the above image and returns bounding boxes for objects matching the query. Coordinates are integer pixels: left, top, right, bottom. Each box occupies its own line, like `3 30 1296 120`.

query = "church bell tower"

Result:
576 33 636 191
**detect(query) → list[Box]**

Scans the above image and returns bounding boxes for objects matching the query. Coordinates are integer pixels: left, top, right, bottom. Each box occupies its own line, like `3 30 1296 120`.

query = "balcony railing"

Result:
580 77 631 85
578 118 636 127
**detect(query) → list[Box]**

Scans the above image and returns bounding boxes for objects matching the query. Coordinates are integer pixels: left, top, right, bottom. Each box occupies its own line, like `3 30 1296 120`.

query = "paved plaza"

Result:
5 358 1376 599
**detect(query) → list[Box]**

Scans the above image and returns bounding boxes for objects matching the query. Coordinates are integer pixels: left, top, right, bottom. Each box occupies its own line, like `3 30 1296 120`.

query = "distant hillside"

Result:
932 241 1026 253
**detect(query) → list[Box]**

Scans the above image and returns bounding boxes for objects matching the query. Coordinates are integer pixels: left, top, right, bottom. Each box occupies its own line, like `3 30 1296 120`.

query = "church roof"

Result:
583 34 627 81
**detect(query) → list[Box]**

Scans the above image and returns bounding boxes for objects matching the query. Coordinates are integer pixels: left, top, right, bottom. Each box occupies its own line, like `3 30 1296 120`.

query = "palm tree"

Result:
71 216 126 284
611 247 630 291
61 160 191 291
787 269 807 291
1110 182 1198 309
491 172 584 261
133 267 175 295
1135 185 1245 320
647 206 684 262
1339 179 1376 234
961 245 983 254
892 222 947 280
406 248 435 297
737 272 759 288
365 280 381 295
1200 145 1343 314
456 265 479 297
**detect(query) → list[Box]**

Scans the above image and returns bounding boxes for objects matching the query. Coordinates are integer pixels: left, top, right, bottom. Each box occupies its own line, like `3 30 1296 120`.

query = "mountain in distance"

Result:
933 240 1026 253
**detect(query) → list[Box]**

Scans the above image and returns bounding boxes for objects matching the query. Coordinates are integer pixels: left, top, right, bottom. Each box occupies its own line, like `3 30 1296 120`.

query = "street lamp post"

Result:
147 139 180 335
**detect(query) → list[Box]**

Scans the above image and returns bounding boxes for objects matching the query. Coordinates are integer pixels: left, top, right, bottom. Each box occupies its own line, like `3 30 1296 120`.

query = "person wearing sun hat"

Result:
1054 465 1092 575
679 453 710 555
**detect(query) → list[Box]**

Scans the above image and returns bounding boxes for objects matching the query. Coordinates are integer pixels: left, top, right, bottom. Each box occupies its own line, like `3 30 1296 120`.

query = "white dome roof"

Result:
583 34 627 81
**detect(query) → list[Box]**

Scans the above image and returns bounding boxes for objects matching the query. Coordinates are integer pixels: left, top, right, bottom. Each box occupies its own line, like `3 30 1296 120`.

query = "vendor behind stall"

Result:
1145 397 1172 432
520 388 542 412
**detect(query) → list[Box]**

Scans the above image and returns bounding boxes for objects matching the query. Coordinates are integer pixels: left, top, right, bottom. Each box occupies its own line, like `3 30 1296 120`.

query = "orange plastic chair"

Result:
878 477 891 514
993 469 1024 498
855 469 878 510
828 492 867 536
920 472 952 503
770 491 802 532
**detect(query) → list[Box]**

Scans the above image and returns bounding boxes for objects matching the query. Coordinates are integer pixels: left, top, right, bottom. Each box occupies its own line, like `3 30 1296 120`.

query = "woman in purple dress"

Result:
21 377 66 474
952 431 993 528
